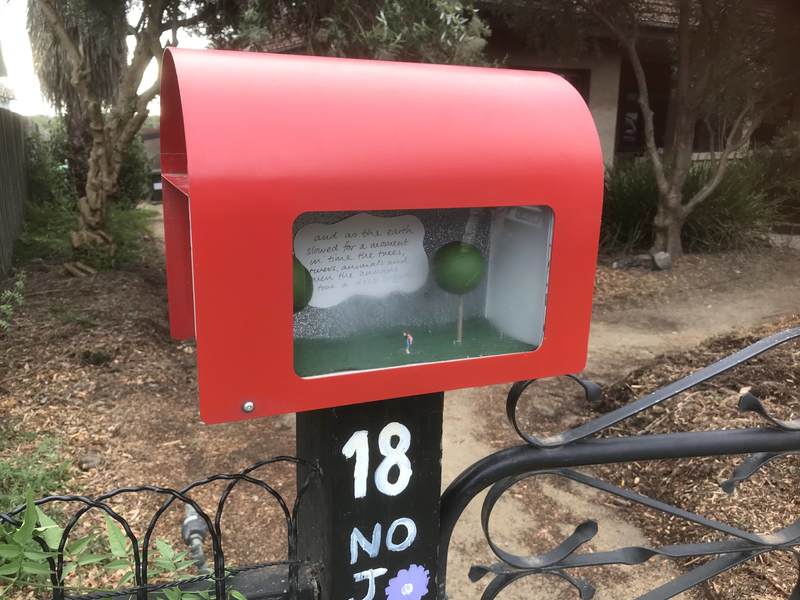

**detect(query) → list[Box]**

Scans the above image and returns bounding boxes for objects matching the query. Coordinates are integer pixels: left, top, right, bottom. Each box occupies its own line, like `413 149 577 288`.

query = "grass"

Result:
294 316 533 377
14 201 158 270
13 201 74 264
0 423 71 511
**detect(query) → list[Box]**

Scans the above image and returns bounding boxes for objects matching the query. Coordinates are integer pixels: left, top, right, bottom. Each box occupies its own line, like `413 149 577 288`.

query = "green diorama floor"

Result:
294 317 533 377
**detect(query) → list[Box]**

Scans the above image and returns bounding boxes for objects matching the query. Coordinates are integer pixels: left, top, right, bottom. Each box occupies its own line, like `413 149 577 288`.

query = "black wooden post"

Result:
297 393 444 600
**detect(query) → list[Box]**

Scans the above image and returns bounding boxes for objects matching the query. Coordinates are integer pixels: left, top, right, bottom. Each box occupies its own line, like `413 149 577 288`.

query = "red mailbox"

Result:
160 48 603 424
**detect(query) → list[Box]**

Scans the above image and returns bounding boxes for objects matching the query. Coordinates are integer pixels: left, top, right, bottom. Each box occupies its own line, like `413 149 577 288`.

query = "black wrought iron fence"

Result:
2 328 799 599
438 327 800 599
0 457 320 600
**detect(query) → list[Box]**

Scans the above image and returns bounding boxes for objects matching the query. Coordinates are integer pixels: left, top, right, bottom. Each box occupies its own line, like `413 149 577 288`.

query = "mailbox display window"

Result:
293 206 554 377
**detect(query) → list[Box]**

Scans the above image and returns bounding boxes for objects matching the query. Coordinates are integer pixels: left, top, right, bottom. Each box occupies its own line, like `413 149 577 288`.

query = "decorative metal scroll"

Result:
438 327 800 600
0 456 319 600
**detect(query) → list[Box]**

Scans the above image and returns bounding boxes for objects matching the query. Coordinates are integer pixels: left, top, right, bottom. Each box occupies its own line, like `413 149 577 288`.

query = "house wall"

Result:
505 51 622 166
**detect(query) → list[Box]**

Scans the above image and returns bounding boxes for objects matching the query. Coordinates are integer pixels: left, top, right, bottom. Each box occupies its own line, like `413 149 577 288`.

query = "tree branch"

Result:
34 0 105 145
35 0 83 70
161 13 205 32
576 1 670 194
682 100 763 215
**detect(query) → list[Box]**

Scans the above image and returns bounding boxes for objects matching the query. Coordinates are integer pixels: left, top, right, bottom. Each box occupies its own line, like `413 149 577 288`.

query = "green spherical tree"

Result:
293 256 313 313
433 242 486 342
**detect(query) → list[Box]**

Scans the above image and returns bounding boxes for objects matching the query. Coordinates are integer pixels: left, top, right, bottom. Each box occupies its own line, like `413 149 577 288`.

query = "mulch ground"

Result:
477 316 800 600
593 248 799 311
597 316 800 600
0 262 296 595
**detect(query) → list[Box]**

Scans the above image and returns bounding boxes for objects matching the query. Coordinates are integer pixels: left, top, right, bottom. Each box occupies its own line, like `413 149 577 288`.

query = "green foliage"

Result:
14 200 75 264
27 0 128 111
0 270 25 332
0 495 245 599
25 123 76 206
0 432 70 510
683 158 780 252
116 136 153 209
319 0 490 64
14 201 158 270
27 118 151 210
601 156 783 253
754 127 800 223
601 159 658 252
208 0 489 65
88 206 159 269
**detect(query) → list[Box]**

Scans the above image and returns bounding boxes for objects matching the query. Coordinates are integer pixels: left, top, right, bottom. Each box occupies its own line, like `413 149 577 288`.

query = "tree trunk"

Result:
456 295 464 344
36 0 166 256
651 194 685 257
65 104 90 198
71 136 120 250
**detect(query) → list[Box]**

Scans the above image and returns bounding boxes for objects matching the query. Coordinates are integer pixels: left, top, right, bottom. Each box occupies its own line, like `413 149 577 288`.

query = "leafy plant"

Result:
754 127 800 224
14 202 158 270
13 199 76 264
601 158 658 252
318 0 489 64
0 494 246 599
683 156 780 252
601 155 782 253
116 136 153 209
25 122 76 207
0 432 70 509
0 270 25 332
75 205 160 270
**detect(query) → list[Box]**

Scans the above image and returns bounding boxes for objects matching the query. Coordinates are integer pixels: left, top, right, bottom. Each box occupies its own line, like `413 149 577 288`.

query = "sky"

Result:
0 0 208 116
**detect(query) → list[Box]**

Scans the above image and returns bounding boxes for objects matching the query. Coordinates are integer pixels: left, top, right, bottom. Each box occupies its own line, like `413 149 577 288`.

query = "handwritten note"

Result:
294 213 429 309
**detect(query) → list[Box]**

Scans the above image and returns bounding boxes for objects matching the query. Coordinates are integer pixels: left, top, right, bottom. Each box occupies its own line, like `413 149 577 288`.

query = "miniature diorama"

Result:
293 206 553 377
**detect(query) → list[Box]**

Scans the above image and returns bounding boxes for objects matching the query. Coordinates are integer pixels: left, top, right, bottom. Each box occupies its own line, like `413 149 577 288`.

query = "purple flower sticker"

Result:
385 564 430 600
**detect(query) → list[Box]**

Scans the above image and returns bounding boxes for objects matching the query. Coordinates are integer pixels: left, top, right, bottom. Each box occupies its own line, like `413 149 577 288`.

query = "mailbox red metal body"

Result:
160 48 603 424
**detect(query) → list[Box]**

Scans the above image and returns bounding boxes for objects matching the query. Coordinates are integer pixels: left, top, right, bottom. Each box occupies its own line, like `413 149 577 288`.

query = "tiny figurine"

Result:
403 331 414 354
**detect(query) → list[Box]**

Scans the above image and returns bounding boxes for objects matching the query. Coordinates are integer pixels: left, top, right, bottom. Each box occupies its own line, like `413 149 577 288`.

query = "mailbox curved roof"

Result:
161 48 601 196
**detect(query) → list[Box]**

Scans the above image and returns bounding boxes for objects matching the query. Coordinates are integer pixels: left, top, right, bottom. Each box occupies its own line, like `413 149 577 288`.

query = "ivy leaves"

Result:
0 492 247 599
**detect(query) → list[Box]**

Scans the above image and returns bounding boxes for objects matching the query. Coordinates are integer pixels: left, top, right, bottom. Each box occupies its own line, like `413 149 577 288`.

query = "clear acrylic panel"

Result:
293 206 553 377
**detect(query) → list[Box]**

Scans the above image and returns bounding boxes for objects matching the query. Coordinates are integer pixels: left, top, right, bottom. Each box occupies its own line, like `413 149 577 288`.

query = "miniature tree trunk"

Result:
456 296 464 344
433 241 486 344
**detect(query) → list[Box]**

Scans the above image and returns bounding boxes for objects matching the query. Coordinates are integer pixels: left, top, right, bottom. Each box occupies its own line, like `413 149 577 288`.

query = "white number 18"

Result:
342 422 412 499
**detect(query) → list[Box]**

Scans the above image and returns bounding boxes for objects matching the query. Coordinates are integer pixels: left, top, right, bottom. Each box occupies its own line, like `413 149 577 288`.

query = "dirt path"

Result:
443 248 800 599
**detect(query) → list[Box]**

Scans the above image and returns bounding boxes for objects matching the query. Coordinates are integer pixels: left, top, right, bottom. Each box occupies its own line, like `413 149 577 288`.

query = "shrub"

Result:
601 155 782 253
19 118 157 269
600 158 657 252
25 123 75 206
0 270 26 332
683 157 779 252
14 199 76 264
15 202 157 270
755 127 800 224
0 429 70 510
116 135 153 209
75 205 159 270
